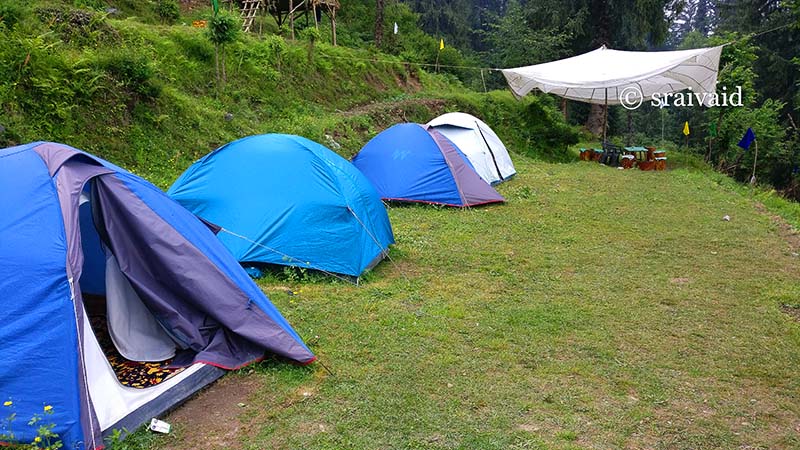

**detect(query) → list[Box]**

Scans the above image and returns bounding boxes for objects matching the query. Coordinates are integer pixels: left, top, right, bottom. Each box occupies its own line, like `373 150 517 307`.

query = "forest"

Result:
339 0 800 198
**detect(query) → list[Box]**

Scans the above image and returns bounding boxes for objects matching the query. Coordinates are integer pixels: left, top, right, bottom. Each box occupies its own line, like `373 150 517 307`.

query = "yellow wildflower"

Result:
44 405 53 412
34 436 41 443
3 400 11 407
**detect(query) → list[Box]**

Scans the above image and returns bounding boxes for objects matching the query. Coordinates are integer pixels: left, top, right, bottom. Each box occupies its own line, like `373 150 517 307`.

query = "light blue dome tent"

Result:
0 142 315 449
168 134 394 278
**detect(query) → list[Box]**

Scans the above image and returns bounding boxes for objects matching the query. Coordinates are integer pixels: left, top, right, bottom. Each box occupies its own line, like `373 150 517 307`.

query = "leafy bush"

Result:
0 0 28 29
206 11 240 46
155 0 180 25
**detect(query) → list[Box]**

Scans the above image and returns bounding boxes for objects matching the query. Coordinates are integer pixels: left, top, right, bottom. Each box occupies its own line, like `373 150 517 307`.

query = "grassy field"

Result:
121 155 800 450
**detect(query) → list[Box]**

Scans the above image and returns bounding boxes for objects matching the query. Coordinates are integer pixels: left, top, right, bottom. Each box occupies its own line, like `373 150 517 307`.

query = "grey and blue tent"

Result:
0 142 315 449
352 123 505 207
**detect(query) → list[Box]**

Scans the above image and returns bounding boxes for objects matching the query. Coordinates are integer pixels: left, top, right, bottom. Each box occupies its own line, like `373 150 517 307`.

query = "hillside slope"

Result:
0 2 578 187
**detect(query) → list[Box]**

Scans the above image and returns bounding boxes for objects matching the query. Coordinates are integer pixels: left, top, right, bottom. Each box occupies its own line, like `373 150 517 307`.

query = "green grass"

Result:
123 155 800 450
4 5 799 448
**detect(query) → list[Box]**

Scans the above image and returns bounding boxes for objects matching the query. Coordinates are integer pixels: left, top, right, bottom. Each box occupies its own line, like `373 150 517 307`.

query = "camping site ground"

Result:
130 153 800 450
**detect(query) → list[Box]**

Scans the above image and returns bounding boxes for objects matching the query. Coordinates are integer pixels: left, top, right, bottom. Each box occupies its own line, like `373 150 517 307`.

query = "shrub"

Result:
155 0 180 25
0 0 27 29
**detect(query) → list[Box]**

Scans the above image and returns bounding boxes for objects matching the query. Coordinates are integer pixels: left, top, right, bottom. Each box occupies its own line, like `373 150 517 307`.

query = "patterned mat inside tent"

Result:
89 315 185 389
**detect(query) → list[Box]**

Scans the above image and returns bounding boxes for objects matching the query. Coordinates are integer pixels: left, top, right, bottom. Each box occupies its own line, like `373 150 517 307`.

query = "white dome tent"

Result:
427 112 517 185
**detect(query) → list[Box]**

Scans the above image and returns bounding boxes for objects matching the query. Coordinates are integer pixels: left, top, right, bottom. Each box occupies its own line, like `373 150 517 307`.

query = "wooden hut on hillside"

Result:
235 0 340 45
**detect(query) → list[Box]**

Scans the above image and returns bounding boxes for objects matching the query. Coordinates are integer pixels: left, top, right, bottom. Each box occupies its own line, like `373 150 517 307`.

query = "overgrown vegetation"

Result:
0 0 579 188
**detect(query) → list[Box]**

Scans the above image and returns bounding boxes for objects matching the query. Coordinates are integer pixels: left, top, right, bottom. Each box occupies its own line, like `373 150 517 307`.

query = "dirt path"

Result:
337 98 448 120
754 202 800 253
163 375 261 450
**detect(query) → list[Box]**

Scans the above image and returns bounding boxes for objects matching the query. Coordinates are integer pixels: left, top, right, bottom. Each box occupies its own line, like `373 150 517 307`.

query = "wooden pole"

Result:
331 7 337 46
258 0 263 37
602 88 608 144
289 0 295 40
751 138 759 184
626 109 632 146
313 1 318 28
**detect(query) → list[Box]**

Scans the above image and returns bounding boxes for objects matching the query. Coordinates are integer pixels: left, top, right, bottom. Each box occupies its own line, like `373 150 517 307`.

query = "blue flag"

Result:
737 127 756 150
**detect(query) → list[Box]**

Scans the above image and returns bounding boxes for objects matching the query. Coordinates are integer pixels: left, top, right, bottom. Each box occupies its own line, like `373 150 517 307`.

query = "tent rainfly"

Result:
502 45 724 105
427 112 516 185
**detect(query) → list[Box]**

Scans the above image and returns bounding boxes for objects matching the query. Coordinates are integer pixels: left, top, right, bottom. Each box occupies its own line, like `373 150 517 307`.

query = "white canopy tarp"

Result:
501 45 724 107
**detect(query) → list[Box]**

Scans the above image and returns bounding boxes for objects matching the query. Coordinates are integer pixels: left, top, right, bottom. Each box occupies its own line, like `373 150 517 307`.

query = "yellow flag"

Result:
683 121 690 136
439 39 444 50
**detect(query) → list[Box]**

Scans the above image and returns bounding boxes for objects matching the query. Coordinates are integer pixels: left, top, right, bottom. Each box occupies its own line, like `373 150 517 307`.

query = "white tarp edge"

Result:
501 45 724 107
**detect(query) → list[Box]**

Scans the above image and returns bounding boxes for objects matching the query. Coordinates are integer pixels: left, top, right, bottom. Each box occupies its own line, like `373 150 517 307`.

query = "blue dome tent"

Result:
352 123 505 207
168 134 394 278
0 142 314 450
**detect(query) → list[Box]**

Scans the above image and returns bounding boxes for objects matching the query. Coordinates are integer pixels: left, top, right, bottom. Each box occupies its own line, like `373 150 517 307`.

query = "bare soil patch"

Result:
754 202 800 252
339 98 448 120
781 304 800 323
163 375 261 450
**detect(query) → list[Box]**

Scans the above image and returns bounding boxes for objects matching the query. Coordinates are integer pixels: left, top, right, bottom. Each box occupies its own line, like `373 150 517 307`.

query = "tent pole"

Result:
602 88 608 144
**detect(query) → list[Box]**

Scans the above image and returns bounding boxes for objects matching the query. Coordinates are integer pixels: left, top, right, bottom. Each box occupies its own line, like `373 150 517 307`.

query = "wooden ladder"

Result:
240 0 261 32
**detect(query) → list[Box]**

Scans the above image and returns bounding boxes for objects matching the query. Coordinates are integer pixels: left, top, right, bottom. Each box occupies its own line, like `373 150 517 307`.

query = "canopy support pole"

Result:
602 88 608 144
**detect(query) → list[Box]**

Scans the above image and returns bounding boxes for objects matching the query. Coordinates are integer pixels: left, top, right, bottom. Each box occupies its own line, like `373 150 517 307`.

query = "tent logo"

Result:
620 85 744 110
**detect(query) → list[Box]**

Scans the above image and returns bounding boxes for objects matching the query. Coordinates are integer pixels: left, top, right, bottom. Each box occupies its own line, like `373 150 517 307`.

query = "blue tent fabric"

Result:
0 142 315 449
0 145 86 448
168 134 394 277
352 123 505 207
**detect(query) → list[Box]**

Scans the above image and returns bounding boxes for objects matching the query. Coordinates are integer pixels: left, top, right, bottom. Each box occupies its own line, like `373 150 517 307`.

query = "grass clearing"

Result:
126 156 800 450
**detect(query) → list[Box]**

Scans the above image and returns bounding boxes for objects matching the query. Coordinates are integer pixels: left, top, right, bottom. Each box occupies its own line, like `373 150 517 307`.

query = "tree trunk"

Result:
289 0 295 40
214 43 220 90
586 104 605 137
221 44 227 83
590 0 611 47
586 0 610 135
375 0 385 48
331 7 337 46
626 109 632 146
